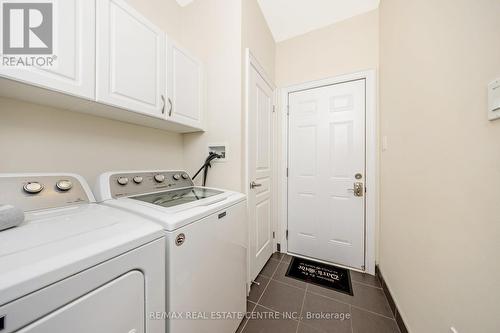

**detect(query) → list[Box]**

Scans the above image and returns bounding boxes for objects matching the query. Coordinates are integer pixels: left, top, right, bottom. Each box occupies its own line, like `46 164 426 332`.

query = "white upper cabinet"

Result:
0 0 95 100
96 0 166 118
167 41 205 130
0 0 205 132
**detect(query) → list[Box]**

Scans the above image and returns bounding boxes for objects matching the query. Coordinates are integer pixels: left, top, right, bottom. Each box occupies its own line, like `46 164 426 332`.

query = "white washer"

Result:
0 173 165 333
95 170 247 333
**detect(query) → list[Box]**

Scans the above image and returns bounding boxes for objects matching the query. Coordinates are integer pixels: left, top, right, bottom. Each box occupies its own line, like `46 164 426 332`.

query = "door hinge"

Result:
272 231 275 239
272 105 276 113
361 265 366 271
286 229 289 240
286 168 289 177
287 105 290 116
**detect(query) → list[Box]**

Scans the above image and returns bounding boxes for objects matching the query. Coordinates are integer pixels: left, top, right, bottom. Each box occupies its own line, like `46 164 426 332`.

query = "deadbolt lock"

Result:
349 182 364 197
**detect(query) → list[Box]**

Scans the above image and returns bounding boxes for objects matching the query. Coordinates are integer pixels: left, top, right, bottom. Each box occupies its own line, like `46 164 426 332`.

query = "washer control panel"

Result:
117 177 129 186
0 175 90 212
154 174 165 183
56 179 73 191
109 171 194 198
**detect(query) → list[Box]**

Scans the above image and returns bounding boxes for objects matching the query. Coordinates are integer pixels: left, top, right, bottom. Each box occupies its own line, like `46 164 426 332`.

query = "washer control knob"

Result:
56 180 73 191
173 174 181 181
182 173 189 180
133 176 143 184
23 182 44 194
154 174 165 183
117 177 129 186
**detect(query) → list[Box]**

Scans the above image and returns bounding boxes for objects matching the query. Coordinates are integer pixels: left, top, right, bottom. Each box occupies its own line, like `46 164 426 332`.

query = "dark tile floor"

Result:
237 253 400 333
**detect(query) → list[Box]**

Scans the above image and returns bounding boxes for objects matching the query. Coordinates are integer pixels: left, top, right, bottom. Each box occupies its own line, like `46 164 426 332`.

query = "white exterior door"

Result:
248 63 274 281
167 41 204 130
288 79 366 270
96 0 166 118
0 0 95 99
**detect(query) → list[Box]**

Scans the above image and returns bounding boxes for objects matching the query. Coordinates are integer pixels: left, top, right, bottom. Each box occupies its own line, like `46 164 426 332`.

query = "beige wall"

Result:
275 10 379 87
242 0 276 82
0 98 183 182
181 0 275 192
181 0 243 191
379 0 500 332
126 0 182 38
0 0 186 186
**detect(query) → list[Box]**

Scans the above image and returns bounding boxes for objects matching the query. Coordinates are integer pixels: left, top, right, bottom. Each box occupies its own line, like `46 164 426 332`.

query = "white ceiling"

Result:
257 0 380 42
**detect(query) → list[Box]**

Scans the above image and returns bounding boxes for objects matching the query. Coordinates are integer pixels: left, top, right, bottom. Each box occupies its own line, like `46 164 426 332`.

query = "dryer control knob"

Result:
23 182 43 194
56 180 73 191
23 182 44 194
154 174 165 183
182 173 189 180
173 174 181 181
133 176 143 184
117 177 129 186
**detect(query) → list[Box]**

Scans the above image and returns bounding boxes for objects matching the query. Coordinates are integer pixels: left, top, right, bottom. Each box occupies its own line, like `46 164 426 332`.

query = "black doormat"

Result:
285 257 353 296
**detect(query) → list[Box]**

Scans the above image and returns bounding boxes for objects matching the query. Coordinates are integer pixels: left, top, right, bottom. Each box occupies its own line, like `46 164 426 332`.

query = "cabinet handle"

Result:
168 98 173 116
161 95 166 114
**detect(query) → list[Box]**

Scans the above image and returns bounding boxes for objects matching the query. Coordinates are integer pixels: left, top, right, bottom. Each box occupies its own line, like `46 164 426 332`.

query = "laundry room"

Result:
0 1 499 333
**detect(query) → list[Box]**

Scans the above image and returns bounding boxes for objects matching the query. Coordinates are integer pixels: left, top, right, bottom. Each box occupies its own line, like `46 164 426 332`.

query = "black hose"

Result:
192 152 222 186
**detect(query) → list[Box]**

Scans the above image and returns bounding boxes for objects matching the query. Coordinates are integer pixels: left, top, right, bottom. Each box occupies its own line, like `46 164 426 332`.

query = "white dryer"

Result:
95 170 247 333
0 173 165 333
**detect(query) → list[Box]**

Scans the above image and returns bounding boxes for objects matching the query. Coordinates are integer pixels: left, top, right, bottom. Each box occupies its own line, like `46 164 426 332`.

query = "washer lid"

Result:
131 187 223 208
0 204 163 306
103 188 246 232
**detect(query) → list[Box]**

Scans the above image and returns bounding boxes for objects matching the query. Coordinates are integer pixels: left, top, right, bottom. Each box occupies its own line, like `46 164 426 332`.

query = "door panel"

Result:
96 0 165 118
256 200 271 255
0 0 95 99
288 79 365 270
295 125 317 176
248 64 274 281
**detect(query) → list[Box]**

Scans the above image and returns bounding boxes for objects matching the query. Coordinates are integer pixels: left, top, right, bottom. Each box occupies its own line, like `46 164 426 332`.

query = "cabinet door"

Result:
0 0 95 99
167 41 204 129
96 0 166 118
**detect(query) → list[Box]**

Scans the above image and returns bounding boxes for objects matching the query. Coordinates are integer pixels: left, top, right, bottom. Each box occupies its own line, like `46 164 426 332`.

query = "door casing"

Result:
278 70 378 275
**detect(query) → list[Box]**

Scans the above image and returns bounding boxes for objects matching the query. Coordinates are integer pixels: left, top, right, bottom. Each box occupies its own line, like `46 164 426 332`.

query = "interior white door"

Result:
0 0 95 99
288 79 366 270
248 63 274 282
167 41 204 129
96 0 166 118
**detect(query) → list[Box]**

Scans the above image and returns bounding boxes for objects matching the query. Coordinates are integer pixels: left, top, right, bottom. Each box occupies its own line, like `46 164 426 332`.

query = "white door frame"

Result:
244 49 278 287
278 70 378 275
